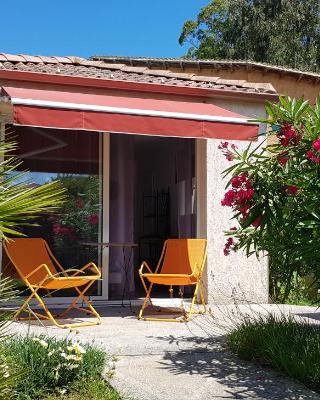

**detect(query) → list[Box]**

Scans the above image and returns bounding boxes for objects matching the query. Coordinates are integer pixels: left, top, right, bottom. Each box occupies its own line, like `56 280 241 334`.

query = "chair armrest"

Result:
69 262 101 278
25 263 52 280
139 261 153 275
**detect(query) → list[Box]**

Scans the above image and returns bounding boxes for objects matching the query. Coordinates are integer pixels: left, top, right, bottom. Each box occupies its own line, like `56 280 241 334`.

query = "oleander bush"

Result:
228 313 320 392
220 96 320 302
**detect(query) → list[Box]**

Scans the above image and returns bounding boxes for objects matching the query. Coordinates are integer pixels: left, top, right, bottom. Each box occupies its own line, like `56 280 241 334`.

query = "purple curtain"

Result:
176 139 196 238
109 134 135 300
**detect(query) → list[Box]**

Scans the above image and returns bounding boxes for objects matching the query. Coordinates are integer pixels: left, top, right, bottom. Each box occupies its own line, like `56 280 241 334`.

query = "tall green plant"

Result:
220 97 320 301
0 135 65 239
0 131 66 398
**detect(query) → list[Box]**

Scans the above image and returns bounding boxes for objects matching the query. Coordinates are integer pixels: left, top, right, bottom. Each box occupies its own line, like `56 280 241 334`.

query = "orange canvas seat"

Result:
138 239 207 322
4 238 102 329
35 277 97 290
143 275 198 285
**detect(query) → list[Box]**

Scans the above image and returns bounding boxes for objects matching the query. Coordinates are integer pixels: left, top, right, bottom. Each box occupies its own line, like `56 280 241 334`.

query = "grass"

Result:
44 379 122 400
228 313 320 392
284 297 316 306
0 335 123 400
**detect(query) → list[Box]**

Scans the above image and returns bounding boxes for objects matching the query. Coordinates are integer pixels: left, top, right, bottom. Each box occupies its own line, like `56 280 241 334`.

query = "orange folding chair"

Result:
138 239 207 322
4 238 102 329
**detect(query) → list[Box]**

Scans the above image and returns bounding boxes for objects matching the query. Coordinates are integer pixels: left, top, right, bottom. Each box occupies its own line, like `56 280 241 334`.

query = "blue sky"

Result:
3 1 209 58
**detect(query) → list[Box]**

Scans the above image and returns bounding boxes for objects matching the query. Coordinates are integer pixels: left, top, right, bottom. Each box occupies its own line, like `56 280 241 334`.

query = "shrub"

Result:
220 97 320 302
2 335 107 399
0 131 65 399
228 313 320 391
44 379 123 400
0 276 21 400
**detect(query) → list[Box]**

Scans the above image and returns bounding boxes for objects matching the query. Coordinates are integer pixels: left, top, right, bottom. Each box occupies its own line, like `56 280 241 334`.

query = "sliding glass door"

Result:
2 126 104 298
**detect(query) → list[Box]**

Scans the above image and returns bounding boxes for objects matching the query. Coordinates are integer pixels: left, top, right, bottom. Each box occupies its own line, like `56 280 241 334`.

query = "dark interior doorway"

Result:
108 133 196 300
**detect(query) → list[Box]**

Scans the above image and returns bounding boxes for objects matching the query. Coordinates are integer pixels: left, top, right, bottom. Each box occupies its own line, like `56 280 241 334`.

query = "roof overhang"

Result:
0 69 278 102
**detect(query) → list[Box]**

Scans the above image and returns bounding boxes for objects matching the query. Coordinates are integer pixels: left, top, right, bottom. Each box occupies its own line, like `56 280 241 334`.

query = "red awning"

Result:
1 86 259 140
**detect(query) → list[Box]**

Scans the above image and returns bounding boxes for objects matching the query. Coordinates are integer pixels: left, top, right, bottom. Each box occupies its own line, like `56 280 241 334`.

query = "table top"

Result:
80 241 138 248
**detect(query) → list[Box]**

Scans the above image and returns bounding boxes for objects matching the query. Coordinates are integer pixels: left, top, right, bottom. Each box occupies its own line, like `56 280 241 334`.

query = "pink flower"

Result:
231 176 243 189
312 138 320 152
277 154 289 166
53 223 75 240
286 185 299 195
251 216 262 228
222 173 255 214
239 173 248 182
53 223 62 235
307 150 314 159
237 188 254 204
230 173 250 189
221 190 237 206
223 237 234 256
239 204 251 217
280 137 290 147
77 199 85 209
218 141 229 149
307 149 320 164
60 226 71 235
88 214 99 225
277 124 300 147
218 141 236 161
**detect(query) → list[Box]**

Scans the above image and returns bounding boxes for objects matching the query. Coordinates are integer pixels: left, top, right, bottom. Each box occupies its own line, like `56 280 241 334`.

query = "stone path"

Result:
11 303 320 400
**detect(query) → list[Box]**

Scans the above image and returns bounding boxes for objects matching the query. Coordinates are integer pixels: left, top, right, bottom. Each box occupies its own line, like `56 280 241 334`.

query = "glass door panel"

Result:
2 126 103 297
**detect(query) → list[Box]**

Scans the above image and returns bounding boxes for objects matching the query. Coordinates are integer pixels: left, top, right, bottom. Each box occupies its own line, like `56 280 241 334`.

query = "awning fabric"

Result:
1 86 259 140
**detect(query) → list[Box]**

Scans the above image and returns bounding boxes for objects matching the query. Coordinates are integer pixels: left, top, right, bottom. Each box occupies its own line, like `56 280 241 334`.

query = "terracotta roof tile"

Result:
79 59 104 68
52 56 74 64
145 69 175 77
120 66 148 73
0 52 277 95
0 53 25 62
191 76 220 83
37 55 59 64
165 71 194 80
17 54 42 63
92 55 320 80
216 78 246 86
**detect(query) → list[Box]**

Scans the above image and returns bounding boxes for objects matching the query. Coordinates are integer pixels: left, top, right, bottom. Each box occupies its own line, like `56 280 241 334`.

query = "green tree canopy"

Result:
179 0 320 72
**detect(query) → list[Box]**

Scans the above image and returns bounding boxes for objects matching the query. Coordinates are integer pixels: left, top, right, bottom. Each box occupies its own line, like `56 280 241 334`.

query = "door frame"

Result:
1 132 207 307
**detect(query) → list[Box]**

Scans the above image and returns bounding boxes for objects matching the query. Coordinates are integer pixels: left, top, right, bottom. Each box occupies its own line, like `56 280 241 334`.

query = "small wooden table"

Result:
80 242 138 309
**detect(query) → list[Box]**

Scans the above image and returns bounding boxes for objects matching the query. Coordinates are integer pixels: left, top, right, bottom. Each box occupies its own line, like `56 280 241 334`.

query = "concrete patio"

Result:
10 303 320 400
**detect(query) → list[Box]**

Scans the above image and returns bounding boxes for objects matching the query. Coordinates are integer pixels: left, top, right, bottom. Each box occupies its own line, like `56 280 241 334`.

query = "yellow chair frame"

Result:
138 239 207 322
4 238 102 329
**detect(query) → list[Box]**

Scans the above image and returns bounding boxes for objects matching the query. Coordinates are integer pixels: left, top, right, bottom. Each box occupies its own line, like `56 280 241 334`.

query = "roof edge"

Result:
0 69 278 103
91 56 320 81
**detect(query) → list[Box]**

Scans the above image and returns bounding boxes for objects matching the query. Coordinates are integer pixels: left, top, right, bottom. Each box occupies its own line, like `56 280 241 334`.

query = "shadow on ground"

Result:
153 334 319 400
295 312 320 322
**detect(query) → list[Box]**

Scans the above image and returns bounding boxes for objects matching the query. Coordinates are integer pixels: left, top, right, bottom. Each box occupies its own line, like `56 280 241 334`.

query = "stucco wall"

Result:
152 66 319 104
202 100 269 304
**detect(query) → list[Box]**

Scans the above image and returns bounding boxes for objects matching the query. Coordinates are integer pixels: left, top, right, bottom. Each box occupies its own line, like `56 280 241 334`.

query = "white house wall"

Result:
204 100 269 304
